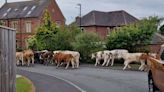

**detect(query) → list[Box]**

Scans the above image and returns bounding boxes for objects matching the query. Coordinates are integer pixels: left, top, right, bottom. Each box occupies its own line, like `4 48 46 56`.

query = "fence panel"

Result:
0 25 16 92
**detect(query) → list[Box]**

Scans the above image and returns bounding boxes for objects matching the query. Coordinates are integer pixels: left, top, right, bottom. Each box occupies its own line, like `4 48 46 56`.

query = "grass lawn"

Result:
16 77 34 92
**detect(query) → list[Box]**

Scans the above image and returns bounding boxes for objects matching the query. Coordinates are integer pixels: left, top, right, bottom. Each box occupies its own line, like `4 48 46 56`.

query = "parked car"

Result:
147 56 164 92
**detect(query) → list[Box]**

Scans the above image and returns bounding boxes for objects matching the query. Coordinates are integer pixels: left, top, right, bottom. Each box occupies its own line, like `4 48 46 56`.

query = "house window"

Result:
52 9 55 13
31 6 36 10
11 21 19 31
0 21 5 26
23 6 28 11
56 21 61 27
25 21 32 33
81 27 84 31
3 13 7 17
7 8 11 12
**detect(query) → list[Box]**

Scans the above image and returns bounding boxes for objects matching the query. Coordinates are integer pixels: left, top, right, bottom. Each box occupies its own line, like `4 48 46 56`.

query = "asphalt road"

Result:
17 69 80 92
17 64 149 92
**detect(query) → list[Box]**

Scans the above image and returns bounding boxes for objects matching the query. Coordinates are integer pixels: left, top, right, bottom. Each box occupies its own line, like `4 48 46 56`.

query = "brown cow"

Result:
53 52 75 69
23 49 34 66
139 53 161 71
40 51 53 65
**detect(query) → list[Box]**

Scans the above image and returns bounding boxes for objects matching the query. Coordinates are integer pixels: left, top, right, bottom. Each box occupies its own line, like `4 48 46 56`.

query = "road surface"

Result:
17 64 149 92
17 69 80 92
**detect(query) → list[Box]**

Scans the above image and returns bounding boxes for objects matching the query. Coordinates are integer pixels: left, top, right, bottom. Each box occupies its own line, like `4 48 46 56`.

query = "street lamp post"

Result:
77 3 82 30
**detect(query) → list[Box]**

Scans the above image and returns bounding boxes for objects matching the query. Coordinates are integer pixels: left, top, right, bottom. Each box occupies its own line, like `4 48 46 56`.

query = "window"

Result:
3 13 7 17
31 6 36 10
27 11 32 15
56 21 62 27
14 8 18 11
11 21 19 31
7 8 11 12
52 9 55 13
81 27 84 31
23 6 28 11
25 21 32 33
0 21 5 26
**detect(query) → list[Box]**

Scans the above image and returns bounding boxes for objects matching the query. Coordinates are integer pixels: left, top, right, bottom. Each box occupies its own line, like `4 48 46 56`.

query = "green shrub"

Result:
72 32 103 62
106 16 158 52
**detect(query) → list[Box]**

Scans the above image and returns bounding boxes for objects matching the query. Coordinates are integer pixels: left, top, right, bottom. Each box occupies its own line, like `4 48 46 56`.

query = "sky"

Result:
0 0 164 24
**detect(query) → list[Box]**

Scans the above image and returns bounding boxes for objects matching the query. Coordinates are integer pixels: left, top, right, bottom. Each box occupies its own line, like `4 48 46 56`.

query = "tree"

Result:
34 9 59 50
27 35 38 50
106 16 158 52
27 11 82 51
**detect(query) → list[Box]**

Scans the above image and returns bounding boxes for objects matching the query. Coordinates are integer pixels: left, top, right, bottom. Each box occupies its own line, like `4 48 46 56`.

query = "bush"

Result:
106 16 158 52
72 32 103 62
52 30 73 50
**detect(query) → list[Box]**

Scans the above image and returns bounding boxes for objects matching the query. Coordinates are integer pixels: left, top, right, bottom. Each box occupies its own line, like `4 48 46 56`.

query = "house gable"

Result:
46 0 66 25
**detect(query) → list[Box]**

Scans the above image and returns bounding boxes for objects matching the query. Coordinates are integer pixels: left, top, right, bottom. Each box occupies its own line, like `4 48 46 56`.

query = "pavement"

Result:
17 64 149 92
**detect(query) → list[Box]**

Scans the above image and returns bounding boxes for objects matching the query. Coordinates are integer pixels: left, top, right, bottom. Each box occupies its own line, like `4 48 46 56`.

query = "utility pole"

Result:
77 3 82 31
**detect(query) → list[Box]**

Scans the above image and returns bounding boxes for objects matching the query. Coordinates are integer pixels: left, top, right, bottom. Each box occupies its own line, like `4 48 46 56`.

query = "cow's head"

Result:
91 53 96 59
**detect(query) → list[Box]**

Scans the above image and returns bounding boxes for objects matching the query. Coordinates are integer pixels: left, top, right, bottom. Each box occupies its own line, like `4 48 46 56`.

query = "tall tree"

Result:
28 9 59 50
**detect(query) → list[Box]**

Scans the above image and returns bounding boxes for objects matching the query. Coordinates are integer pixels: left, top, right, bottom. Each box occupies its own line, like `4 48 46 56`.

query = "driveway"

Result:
17 64 149 92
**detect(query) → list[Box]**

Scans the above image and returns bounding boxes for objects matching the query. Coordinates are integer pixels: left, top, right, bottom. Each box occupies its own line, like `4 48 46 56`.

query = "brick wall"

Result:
46 0 65 25
83 26 111 39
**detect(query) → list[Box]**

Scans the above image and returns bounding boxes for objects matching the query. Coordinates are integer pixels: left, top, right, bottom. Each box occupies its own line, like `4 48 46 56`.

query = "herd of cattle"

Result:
16 49 161 70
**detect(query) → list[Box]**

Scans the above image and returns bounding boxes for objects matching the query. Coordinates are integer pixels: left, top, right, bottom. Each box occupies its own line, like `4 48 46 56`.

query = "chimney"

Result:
5 0 7 3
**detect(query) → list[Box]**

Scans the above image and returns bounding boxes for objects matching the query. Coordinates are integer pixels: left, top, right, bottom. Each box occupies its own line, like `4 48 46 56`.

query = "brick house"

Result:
0 0 65 49
75 10 138 38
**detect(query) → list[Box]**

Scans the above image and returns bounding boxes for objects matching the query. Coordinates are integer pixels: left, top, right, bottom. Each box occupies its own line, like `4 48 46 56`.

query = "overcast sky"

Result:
0 0 164 24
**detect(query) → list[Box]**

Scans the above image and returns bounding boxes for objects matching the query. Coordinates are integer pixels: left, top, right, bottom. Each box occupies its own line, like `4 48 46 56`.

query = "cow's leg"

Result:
21 56 24 66
127 65 131 68
106 56 111 66
27 58 30 67
76 58 79 68
139 60 145 71
102 58 107 66
21 59 25 66
111 56 115 66
16 60 19 66
71 59 75 68
46 59 49 66
95 59 99 66
56 62 60 68
65 61 70 69
31 57 34 66
123 61 129 70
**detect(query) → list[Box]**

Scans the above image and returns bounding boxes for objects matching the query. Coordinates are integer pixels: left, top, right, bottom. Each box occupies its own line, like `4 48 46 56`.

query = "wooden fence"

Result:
0 25 16 92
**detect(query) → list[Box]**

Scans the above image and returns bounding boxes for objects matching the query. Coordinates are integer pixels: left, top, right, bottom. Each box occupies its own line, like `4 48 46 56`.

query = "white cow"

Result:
53 50 80 68
96 49 128 67
109 49 129 66
91 50 112 66
122 53 145 71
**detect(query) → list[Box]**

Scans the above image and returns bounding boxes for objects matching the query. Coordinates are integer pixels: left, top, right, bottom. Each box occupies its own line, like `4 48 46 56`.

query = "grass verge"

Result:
16 76 35 92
